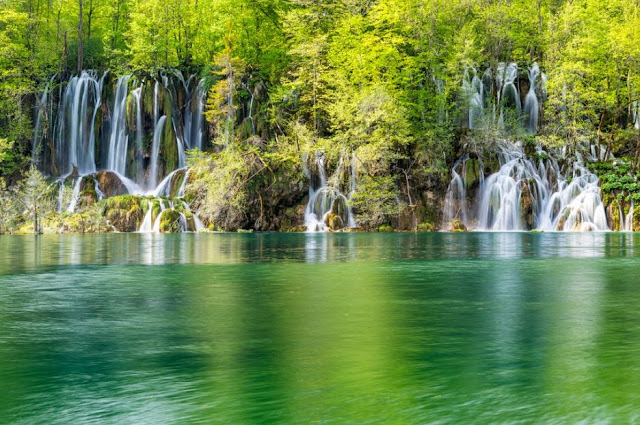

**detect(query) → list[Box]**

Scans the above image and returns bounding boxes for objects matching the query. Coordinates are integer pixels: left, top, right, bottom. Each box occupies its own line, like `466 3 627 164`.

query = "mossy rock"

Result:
464 158 482 190
451 219 468 232
633 207 640 232
184 211 196 232
607 199 621 231
283 225 307 232
100 195 146 232
378 224 394 232
158 209 183 233
324 213 344 231
170 170 187 198
417 222 435 233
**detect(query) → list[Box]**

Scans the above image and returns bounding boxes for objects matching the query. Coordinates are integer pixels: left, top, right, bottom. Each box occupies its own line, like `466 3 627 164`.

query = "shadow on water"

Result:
1 233 640 423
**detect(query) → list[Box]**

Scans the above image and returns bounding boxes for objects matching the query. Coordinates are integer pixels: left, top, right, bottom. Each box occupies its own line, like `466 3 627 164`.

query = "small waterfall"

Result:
633 101 640 130
32 75 56 164
463 68 485 129
132 86 144 182
67 177 84 212
149 115 167 189
304 153 357 232
443 143 609 232
106 75 131 176
523 64 540 134
499 63 522 128
184 79 206 151
623 201 634 232
151 200 167 233
442 157 470 228
139 201 154 233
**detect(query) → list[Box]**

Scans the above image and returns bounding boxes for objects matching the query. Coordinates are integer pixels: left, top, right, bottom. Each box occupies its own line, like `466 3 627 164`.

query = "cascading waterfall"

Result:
523 64 540 134
443 144 609 232
304 153 357 232
106 75 131 176
183 79 206 151
132 86 144 183
53 71 105 175
463 68 484 129
149 115 167 190
33 69 210 231
461 62 546 133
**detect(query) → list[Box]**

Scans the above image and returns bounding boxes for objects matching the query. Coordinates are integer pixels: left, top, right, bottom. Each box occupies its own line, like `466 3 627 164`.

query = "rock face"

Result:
520 182 535 230
96 171 129 198
607 200 621 231
324 213 344 231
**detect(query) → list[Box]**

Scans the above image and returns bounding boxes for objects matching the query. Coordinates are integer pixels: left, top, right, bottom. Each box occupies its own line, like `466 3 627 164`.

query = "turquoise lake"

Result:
1 232 639 423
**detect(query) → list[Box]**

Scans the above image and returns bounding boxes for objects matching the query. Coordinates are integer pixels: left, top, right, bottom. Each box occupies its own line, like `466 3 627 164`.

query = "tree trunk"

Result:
77 0 83 74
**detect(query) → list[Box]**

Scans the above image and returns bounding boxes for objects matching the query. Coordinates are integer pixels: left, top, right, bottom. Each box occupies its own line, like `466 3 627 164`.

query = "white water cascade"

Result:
35 70 210 232
443 144 609 232
132 86 144 182
461 62 547 134
106 75 131 175
523 64 541 134
149 115 167 190
304 153 357 232
53 71 106 175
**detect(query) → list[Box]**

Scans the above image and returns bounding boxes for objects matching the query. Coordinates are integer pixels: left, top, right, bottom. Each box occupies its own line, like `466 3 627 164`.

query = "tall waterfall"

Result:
443 144 609 232
149 115 167 190
33 70 209 191
106 75 131 175
304 153 357 232
132 86 144 183
53 71 106 175
523 64 540 134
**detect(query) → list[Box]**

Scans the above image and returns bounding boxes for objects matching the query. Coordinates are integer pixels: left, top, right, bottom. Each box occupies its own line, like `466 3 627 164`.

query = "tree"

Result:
12 167 55 234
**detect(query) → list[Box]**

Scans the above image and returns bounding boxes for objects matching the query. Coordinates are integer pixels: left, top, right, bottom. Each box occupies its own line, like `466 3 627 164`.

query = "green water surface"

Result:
1 232 639 424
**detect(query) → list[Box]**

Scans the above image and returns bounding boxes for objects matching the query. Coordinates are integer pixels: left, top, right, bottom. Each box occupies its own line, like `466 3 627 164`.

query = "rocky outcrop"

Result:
451 219 468 232
95 171 129 198
520 182 534 230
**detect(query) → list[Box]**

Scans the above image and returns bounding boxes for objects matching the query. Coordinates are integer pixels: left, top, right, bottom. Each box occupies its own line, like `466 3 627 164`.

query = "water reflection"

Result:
4 232 640 275
1 233 640 422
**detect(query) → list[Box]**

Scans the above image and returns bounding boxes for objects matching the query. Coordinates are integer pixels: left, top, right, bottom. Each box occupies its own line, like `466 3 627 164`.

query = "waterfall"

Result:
132 86 144 183
499 63 522 129
624 201 634 231
443 143 609 232
37 70 208 192
184 79 206 151
32 75 56 165
139 201 154 233
106 75 131 176
53 71 105 175
304 153 357 232
463 68 484 129
523 64 540 134
149 115 167 189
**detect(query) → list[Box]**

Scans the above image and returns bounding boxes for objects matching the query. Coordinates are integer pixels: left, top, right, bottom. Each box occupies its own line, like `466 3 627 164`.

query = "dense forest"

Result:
1 0 640 233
